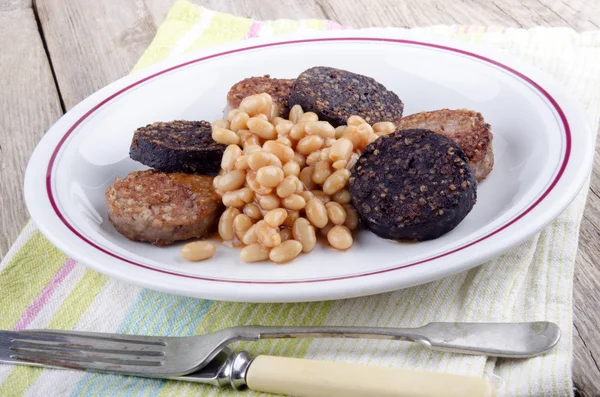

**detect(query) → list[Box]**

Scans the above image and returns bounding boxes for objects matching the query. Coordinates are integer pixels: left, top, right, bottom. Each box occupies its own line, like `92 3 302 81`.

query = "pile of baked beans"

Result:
210 93 395 264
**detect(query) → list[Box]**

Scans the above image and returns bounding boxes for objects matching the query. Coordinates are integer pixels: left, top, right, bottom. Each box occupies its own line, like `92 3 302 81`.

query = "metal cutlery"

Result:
0 321 560 397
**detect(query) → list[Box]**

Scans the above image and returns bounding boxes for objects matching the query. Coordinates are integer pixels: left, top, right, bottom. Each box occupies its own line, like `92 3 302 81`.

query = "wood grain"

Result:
4 0 600 395
35 0 156 110
0 8 62 258
0 0 30 11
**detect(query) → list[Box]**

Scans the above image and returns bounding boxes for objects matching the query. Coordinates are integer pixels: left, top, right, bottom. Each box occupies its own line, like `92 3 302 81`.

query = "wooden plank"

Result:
0 8 62 258
0 0 30 11
35 0 157 110
143 0 600 30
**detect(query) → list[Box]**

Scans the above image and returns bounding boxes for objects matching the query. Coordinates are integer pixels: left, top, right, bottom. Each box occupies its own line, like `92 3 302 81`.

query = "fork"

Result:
0 321 560 378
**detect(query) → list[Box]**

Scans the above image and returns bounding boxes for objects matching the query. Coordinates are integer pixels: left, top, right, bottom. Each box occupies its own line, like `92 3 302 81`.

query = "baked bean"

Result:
282 210 300 228
323 169 351 195
346 153 359 170
312 160 332 185
272 117 285 126
248 151 281 171
239 94 270 116
212 175 221 191
343 204 359 230
269 103 280 121
181 241 216 261
347 115 366 126
324 138 336 148
299 112 319 122
230 111 250 132
244 144 262 154
240 243 270 263
247 117 277 140
335 125 346 139
222 188 254 207
299 190 315 202
279 227 293 242
281 194 306 211
332 189 351 204
357 122 374 136
373 121 396 135
305 198 328 228
276 136 293 147
212 127 240 145
269 240 303 263
241 224 258 245
332 160 347 170
256 165 284 188
264 208 288 228
246 171 272 195
306 151 321 166
289 104 304 123
234 214 254 241
212 119 230 129
319 222 334 237
325 201 347 225
311 190 330 203
276 175 301 198
327 225 353 250
276 120 294 137
255 220 281 248
289 122 307 140
240 130 261 147
221 145 242 171
366 133 378 146
243 203 263 221
254 114 269 121
329 138 353 162
319 148 331 161
342 125 361 148
305 121 335 138
263 141 294 162
257 194 280 211
294 152 307 168
298 165 317 190
282 161 300 177
235 154 250 170
296 135 324 155
292 217 317 253
227 109 240 121
217 170 246 192
218 208 240 240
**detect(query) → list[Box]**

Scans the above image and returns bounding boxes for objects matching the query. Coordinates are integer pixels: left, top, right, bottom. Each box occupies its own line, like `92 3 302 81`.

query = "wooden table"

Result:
1 0 598 395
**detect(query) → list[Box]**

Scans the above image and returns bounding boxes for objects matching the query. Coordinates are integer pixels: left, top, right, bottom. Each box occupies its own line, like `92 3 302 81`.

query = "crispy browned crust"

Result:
105 170 223 245
396 109 494 181
227 75 295 117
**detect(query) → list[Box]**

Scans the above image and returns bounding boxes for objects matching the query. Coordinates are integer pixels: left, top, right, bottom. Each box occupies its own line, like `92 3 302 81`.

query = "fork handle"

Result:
246 355 496 397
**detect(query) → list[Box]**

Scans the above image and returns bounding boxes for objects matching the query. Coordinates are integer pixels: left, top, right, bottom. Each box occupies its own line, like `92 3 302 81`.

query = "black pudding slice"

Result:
349 129 477 241
289 66 404 127
129 120 226 175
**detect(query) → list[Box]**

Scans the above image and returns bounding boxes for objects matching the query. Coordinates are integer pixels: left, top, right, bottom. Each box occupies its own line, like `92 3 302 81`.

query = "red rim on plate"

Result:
45 37 571 284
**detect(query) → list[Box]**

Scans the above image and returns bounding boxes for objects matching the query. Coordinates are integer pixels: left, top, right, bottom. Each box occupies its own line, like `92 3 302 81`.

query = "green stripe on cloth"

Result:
0 270 109 396
0 231 66 329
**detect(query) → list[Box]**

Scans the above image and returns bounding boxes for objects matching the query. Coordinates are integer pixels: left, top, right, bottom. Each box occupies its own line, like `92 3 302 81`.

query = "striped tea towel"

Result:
2 1 600 396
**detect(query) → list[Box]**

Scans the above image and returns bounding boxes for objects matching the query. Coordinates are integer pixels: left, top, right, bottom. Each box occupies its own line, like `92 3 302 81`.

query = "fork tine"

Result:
4 330 167 374
11 351 163 367
11 331 166 354
9 342 164 357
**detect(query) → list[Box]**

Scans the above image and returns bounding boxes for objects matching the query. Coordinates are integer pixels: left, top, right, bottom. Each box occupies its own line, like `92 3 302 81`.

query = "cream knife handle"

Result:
246 355 496 397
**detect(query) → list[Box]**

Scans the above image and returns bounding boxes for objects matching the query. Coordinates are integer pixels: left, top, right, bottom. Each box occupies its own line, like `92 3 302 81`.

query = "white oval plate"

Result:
24 30 594 303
